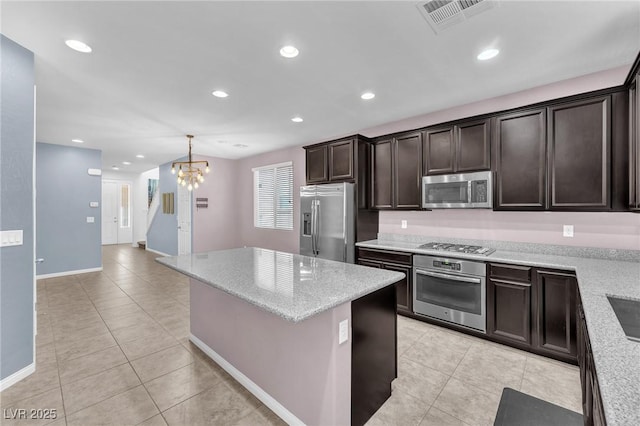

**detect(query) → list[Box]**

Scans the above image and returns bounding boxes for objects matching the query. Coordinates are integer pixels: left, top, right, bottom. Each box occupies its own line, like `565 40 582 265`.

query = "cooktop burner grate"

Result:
418 242 495 256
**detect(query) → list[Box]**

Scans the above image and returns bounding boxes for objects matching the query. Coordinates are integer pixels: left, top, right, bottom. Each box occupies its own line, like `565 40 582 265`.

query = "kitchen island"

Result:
156 247 405 426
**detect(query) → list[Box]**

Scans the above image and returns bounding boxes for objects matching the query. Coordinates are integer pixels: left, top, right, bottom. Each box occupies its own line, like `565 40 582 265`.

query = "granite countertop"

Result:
156 247 404 323
357 237 640 426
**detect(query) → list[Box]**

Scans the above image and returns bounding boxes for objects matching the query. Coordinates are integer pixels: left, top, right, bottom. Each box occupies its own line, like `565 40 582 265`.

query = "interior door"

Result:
102 181 118 245
177 184 191 255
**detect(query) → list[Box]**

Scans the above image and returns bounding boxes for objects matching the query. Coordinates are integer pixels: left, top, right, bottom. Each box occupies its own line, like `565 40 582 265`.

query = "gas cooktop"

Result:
418 242 495 256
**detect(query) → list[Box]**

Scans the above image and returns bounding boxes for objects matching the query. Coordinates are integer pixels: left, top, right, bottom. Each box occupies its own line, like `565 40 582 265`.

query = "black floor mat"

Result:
494 388 583 426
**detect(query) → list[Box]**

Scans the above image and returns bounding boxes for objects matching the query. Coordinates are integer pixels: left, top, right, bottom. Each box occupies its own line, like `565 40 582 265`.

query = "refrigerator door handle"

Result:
311 200 316 256
311 199 318 255
315 200 320 255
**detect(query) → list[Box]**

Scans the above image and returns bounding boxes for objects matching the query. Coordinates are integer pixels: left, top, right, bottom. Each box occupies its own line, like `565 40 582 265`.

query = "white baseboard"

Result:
36 267 103 279
0 363 35 392
145 247 171 257
189 334 304 426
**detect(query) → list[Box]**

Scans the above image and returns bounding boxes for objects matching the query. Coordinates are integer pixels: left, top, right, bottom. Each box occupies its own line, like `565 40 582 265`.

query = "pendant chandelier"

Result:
171 135 210 191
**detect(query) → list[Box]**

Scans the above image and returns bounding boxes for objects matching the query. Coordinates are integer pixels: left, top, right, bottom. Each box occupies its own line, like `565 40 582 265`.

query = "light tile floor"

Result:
0 244 582 425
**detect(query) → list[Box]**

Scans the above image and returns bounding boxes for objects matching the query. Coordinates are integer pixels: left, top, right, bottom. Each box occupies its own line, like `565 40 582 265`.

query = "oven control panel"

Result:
433 260 461 271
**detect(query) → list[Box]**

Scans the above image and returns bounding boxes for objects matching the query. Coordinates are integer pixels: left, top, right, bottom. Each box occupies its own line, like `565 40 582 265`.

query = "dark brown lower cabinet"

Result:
488 264 577 363
578 297 606 425
534 270 577 360
356 248 412 315
487 278 532 346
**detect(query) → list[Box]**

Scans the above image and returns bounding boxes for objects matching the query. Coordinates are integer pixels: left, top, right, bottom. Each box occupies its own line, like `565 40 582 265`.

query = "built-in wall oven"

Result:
413 254 486 333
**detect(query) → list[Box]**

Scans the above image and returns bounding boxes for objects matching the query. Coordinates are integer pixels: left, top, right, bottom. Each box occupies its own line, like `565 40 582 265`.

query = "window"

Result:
120 184 130 228
253 162 293 230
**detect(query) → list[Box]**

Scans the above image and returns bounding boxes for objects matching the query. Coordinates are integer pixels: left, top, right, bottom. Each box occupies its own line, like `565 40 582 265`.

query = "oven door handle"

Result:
416 270 481 285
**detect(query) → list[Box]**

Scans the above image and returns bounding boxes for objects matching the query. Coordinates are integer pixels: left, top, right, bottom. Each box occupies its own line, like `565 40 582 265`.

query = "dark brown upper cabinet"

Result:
305 144 328 183
423 126 454 174
370 138 393 209
456 119 491 172
370 131 422 210
547 96 611 210
328 139 354 181
305 138 355 184
494 109 547 210
423 119 490 175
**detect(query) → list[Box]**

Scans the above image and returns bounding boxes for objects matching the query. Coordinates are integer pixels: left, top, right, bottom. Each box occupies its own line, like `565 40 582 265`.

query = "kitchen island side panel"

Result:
190 278 351 425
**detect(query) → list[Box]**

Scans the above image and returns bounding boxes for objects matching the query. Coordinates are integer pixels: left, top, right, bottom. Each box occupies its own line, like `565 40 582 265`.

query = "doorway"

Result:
102 180 133 245
177 183 192 255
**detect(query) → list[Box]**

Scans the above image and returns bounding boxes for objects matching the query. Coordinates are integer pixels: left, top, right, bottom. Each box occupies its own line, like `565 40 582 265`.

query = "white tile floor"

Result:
1 244 582 425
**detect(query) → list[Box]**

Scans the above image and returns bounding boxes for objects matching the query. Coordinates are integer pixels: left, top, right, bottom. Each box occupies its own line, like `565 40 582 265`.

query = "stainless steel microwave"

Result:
422 171 492 209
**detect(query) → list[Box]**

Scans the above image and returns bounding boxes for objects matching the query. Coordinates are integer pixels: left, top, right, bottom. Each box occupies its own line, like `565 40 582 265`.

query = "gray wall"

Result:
0 36 35 381
147 158 181 255
36 143 102 275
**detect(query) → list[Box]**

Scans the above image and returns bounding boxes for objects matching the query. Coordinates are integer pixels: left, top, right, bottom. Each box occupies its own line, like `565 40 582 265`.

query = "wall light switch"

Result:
401 220 408 229
338 319 349 344
1 230 23 247
89 201 99 208
563 225 574 237
87 217 95 223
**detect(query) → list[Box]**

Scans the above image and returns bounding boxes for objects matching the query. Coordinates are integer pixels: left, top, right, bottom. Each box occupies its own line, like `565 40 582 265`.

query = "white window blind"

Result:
253 162 293 230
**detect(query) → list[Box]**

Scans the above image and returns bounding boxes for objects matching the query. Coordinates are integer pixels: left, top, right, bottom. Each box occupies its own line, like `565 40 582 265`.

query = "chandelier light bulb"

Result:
171 135 208 191
205 165 210 174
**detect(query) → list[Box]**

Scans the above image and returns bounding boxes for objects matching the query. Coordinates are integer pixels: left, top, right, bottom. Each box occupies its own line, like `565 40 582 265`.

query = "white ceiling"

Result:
2 1 639 174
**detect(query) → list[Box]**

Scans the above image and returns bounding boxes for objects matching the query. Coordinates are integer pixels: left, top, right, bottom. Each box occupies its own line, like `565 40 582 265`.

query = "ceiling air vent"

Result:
418 0 498 34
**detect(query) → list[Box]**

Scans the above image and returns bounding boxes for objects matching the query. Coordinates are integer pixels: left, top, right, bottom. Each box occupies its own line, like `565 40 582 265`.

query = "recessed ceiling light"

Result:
477 48 499 61
361 92 376 100
233 144 248 148
71 139 84 143
111 166 119 170
136 154 144 158
122 161 131 165
65 40 92 53
291 116 303 123
280 45 299 58
212 90 229 98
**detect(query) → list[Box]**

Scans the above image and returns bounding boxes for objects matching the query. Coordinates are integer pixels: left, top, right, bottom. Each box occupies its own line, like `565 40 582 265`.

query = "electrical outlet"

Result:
338 319 349 344
87 216 95 223
401 220 407 229
563 225 574 237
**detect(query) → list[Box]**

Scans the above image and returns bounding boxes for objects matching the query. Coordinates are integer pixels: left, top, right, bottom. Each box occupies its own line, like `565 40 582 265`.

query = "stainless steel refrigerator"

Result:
300 183 355 263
